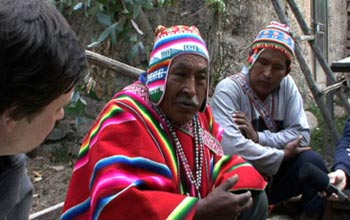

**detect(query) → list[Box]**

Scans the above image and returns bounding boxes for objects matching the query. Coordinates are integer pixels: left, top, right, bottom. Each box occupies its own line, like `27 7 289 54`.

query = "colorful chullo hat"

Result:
248 21 295 73
145 25 210 112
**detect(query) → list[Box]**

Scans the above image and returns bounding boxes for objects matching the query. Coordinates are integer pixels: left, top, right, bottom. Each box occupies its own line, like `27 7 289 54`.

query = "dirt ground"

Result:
27 152 75 214
26 121 87 215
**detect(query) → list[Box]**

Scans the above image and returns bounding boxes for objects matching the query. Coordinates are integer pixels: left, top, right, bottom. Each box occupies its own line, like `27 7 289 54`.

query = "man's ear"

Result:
0 109 17 132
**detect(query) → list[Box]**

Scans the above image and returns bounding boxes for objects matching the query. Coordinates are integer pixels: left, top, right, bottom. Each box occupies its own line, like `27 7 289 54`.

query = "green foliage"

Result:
205 0 225 13
64 76 100 126
57 0 174 61
307 104 347 155
57 0 226 61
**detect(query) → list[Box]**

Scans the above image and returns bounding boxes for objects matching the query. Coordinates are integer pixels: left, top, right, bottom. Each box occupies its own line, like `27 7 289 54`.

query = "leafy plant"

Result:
205 0 225 13
57 0 175 61
56 0 226 60
64 75 99 125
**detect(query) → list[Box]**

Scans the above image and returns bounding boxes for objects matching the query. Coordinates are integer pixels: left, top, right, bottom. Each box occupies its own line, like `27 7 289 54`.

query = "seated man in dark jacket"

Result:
328 119 350 192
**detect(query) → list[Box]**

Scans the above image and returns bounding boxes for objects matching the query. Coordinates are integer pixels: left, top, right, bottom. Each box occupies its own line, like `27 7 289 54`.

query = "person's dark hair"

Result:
0 0 87 120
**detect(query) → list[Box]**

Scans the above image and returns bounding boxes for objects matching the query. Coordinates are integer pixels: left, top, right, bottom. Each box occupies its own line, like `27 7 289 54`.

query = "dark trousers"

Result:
267 150 327 216
240 190 268 220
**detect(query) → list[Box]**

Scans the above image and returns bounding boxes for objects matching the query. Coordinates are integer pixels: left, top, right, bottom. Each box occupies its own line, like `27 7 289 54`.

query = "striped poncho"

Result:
61 81 266 220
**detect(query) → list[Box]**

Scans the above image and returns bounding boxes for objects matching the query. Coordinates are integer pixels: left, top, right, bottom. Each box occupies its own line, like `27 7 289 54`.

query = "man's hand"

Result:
283 136 311 161
194 175 252 220
329 169 347 190
233 111 258 142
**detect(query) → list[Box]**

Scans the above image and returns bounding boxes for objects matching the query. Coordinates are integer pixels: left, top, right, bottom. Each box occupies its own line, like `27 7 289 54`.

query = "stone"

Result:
305 111 319 131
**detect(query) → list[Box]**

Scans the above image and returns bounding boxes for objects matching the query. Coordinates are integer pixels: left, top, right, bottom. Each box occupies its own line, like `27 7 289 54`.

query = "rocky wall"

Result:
62 0 348 109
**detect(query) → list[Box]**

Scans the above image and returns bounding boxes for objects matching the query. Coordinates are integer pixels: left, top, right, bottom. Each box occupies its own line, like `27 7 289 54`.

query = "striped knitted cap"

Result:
145 25 209 110
248 21 295 73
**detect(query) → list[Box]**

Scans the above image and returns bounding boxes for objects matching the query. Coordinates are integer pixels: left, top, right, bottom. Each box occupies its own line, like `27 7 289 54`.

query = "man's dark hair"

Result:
0 0 87 120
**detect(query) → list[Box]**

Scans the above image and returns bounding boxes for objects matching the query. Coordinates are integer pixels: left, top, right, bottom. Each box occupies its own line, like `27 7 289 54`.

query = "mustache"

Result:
176 96 200 107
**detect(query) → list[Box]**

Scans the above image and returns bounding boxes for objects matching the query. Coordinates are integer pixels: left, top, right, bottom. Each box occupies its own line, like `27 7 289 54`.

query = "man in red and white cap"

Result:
211 21 328 218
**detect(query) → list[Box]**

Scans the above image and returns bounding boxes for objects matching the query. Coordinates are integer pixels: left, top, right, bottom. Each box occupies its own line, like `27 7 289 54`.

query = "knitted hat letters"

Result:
144 25 210 111
248 21 295 73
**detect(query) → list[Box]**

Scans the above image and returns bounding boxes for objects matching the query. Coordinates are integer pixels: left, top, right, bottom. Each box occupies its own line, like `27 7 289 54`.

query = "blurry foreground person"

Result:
0 0 87 219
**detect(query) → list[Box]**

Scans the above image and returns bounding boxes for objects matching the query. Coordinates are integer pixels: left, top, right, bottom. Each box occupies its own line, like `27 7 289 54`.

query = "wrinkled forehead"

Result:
170 53 209 66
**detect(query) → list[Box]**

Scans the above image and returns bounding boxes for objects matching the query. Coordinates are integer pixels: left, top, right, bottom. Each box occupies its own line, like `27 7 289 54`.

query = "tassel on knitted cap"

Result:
144 25 209 110
248 21 295 73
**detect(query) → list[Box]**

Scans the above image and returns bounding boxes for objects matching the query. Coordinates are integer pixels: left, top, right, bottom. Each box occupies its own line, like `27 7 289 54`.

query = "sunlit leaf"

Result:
87 41 101 49
131 19 143 35
73 2 84 11
71 91 81 103
79 97 87 105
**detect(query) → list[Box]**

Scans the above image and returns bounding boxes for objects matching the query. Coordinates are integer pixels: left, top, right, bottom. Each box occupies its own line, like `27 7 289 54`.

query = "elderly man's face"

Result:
159 54 208 125
249 49 288 101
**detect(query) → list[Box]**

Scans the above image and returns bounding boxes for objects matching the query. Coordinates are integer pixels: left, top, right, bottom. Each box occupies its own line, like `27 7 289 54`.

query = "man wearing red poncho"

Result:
61 25 268 220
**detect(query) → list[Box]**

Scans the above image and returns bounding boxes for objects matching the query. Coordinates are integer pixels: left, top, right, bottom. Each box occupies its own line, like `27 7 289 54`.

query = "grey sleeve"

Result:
211 78 284 175
258 75 311 148
0 154 34 220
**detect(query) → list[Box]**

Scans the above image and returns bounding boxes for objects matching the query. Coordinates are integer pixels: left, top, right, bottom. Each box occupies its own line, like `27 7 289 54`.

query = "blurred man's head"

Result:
0 0 87 155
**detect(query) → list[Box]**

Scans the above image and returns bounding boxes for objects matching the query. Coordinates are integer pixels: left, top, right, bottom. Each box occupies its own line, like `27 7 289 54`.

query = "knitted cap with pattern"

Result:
248 21 295 73
144 25 209 111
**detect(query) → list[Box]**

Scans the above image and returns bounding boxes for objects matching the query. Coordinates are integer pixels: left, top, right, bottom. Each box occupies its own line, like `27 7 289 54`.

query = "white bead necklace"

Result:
154 106 204 198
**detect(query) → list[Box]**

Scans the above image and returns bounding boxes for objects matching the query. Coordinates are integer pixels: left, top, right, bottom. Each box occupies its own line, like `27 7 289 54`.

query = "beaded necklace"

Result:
154 105 204 198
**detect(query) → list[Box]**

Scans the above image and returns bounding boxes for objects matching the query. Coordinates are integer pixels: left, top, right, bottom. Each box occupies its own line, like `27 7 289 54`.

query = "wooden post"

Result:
85 50 143 80
286 0 350 114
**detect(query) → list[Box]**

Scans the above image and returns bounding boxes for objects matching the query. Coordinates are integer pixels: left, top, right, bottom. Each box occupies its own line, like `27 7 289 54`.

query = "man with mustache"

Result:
211 21 328 218
0 0 87 219
61 25 268 220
